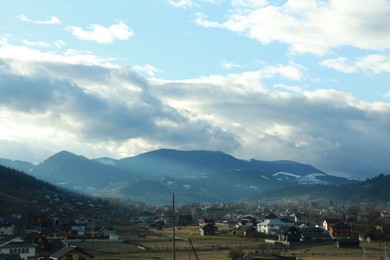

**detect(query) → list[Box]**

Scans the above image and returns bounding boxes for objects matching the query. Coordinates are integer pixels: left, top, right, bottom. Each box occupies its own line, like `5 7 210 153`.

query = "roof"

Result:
0 224 14 228
300 227 331 239
41 228 67 237
201 223 216 230
235 225 254 231
257 218 287 226
323 218 340 224
0 238 37 249
0 254 22 260
332 221 352 229
51 245 94 259
275 226 300 235
264 213 278 219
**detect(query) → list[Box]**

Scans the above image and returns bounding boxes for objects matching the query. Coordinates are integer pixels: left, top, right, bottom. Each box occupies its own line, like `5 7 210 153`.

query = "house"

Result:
42 228 67 240
199 223 217 236
232 225 255 237
70 226 86 237
322 218 353 238
50 245 94 260
237 216 257 227
26 230 66 254
299 226 331 241
222 219 236 228
198 218 215 227
322 218 340 232
264 212 278 220
329 221 353 238
0 237 37 260
24 231 50 253
257 218 291 235
0 224 15 236
138 211 156 224
275 226 302 243
381 211 390 224
280 213 297 223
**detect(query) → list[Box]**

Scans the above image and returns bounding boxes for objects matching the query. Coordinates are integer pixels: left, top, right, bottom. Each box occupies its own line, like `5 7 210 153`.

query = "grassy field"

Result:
72 224 387 259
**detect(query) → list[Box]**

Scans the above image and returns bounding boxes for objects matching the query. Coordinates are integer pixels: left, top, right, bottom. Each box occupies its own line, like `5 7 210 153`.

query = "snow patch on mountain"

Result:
97 158 116 165
296 173 329 185
273 172 329 185
273 172 300 181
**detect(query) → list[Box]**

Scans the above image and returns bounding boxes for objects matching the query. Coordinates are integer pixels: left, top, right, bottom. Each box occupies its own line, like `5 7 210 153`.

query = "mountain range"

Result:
0 149 357 204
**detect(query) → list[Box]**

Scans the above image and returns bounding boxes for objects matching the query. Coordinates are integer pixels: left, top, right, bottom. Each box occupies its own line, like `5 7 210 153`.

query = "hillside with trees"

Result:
257 173 390 202
0 164 136 226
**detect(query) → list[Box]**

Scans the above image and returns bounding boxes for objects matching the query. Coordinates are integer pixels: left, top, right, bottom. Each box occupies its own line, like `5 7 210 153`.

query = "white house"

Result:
257 218 292 235
0 224 15 235
0 237 36 260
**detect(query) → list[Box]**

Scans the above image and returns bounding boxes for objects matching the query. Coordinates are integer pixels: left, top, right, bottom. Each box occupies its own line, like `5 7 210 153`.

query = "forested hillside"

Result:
258 174 390 202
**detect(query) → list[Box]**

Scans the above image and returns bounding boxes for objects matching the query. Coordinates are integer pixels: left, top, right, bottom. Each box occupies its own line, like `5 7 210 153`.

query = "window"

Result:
66 255 73 260
78 254 86 260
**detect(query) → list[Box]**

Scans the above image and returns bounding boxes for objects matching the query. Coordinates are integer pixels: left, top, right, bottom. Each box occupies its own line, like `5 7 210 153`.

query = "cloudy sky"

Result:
1 0 390 178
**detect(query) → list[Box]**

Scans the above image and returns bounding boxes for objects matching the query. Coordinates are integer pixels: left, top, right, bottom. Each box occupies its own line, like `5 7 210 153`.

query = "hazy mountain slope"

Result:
95 169 293 204
1 148 356 204
252 174 389 202
116 149 248 177
248 159 325 175
0 158 34 172
29 151 130 191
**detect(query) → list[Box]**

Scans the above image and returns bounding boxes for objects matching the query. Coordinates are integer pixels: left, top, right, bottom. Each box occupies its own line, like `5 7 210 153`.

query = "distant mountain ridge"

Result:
0 158 34 172
0 148 356 203
1 162 388 215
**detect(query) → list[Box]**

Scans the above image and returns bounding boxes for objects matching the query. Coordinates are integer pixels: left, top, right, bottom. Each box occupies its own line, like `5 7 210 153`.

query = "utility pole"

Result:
189 237 199 260
173 193 176 260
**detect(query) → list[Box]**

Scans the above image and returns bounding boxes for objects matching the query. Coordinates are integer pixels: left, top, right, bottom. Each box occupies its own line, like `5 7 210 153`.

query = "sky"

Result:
1 0 390 179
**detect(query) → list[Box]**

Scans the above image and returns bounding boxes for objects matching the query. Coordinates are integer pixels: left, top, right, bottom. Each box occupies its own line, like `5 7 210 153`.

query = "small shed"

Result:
200 223 217 236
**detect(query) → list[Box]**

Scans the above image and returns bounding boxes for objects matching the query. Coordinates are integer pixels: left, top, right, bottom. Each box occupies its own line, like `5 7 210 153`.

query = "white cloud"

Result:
36 16 61 25
150 72 390 178
0 44 117 69
273 83 303 93
22 39 51 48
195 0 390 55
231 0 268 8
15 14 61 25
133 64 161 77
221 61 246 70
321 54 390 74
0 38 7 46
194 12 222 28
0 43 238 163
263 63 305 81
168 0 195 8
54 40 66 48
320 57 356 73
67 21 134 44
1 43 390 178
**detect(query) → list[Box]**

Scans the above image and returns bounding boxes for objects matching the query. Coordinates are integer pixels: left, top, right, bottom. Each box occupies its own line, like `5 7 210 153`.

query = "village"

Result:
0 195 389 259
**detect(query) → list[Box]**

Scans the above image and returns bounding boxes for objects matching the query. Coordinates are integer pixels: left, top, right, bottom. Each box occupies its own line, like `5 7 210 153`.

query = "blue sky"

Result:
1 0 390 178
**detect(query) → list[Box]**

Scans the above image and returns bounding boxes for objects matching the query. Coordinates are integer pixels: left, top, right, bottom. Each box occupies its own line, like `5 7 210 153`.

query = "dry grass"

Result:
71 224 387 260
